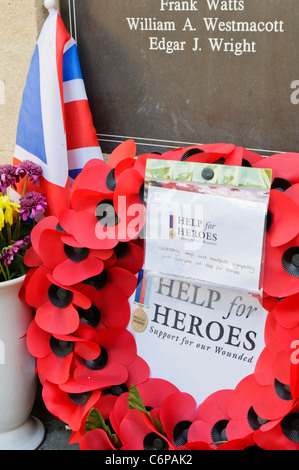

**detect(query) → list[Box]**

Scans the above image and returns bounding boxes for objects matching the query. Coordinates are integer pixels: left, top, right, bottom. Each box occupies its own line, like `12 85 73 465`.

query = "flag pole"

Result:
44 0 56 12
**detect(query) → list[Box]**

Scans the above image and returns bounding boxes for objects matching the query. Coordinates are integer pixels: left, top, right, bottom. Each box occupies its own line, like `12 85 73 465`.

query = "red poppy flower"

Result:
132 378 179 412
72 146 136 201
272 294 299 356
225 146 262 167
18 264 38 303
263 308 279 350
60 200 120 250
159 143 236 164
23 245 42 268
99 355 149 399
177 441 213 450
118 409 174 451
71 354 150 445
79 429 119 450
290 361 299 401
110 378 179 437
275 324 299 356
111 240 144 274
69 392 119 445
83 265 138 300
78 285 130 331
83 356 150 437
254 346 286 387
26 319 101 385
35 223 114 287
23 215 60 268
249 313 297 422
217 433 263 450
66 187 142 249
78 355 150 431
107 139 136 170
60 181 115 252
246 337 299 430
113 167 146 240
225 374 270 441
253 401 299 450
65 143 141 249
42 379 102 432
266 189 299 248
75 266 137 334
69 159 113 206
273 292 299 330
254 152 299 190
252 373 294 423
72 327 137 390
158 392 197 448
284 182 299 205
261 293 279 312
188 389 233 447
263 234 299 298
24 265 92 335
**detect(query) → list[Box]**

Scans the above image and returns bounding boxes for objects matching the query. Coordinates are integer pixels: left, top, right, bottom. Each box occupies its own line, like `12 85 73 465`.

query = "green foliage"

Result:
85 408 121 449
84 385 167 449
128 385 166 436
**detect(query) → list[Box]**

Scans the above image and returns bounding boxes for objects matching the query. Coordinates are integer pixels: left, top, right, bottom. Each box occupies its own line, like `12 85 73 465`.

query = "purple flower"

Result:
1 248 16 266
19 191 47 221
16 160 43 186
0 165 18 194
1 236 30 266
14 236 30 250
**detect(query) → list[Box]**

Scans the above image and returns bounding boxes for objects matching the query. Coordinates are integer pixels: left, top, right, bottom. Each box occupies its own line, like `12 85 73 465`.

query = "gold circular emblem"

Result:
169 228 176 239
130 307 148 333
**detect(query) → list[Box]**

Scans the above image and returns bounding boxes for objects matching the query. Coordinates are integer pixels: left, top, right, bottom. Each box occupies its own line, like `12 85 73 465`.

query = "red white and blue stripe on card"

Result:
134 270 152 307
13 9 102 212
169 214 174 229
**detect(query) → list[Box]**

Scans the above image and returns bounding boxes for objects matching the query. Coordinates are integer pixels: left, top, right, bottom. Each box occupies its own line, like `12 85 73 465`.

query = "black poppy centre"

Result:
247 407 269 431
83 270 108 290
48 284 73 308
180 148 204 161
281 413 299 443
64 244 89 262
68 391 92 406
114 242 129 259
96 199 120 227
211 419 229 445
274 379 293 401
102 384 129 397
173 420 192 447
106 169 117 192
83 346 108 371
50 337 74 358
77 305 101 328
143 432 169 451
282 247 299 278
271 177 292 192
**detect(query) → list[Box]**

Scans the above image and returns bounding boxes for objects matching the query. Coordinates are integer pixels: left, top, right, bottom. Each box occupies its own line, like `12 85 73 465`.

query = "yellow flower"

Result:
0 196 20 229
0 208 4 230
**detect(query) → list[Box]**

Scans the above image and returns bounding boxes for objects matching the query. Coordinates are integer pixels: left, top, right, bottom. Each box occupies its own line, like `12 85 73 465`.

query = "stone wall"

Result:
0 0 60 165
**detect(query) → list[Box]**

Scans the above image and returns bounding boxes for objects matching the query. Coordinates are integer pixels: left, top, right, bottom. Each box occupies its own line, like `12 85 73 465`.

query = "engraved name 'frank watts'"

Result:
159 0 245 11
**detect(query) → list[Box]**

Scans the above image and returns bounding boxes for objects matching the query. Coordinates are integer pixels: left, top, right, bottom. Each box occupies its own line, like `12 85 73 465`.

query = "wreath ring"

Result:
23 140 299 450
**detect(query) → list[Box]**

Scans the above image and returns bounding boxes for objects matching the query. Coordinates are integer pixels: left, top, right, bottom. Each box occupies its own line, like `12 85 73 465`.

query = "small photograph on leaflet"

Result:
143 159 272 297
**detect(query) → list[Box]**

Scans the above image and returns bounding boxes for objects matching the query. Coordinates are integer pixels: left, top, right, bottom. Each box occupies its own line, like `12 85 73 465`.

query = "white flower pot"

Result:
0 275 45 450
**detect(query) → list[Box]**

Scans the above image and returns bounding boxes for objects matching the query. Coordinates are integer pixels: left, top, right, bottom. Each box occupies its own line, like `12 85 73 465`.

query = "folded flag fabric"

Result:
13 8 102 214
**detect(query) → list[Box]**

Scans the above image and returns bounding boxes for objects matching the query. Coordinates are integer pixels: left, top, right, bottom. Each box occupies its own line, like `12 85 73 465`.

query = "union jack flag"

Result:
13 8 102 214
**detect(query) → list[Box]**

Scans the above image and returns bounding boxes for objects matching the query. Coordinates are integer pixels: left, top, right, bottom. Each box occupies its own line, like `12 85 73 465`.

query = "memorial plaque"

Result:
61 0 299 155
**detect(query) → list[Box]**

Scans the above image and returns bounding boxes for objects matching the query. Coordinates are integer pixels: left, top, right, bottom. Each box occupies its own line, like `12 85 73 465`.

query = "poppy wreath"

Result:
22 140 299 450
